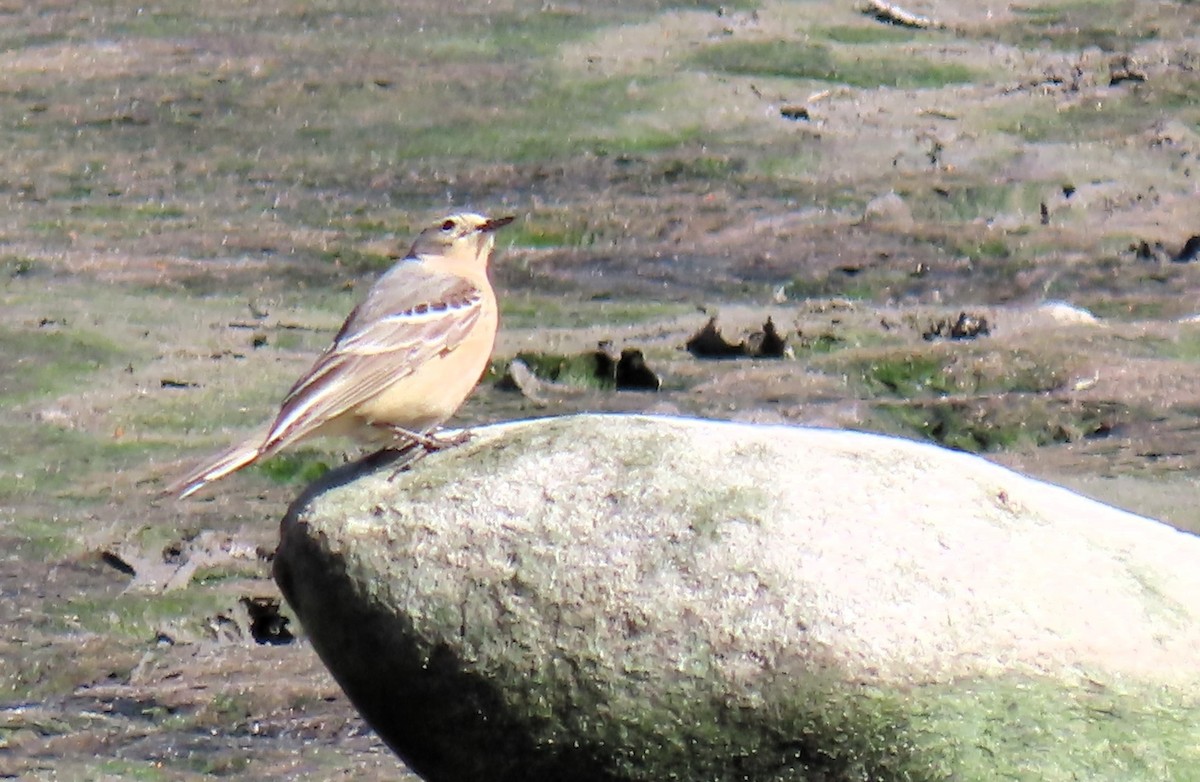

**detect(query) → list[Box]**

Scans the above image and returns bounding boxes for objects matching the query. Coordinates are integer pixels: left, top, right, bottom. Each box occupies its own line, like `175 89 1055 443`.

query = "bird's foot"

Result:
380 428 471 483
383 425 472 452
425 428 472 450
377 442 427 482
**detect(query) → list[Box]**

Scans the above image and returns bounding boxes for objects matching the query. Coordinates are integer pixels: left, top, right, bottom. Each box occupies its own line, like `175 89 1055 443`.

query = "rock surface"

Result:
275 414 1200 782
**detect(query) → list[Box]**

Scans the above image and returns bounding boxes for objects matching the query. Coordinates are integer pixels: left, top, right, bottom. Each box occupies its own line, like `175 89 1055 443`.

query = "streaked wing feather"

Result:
261 270 483 452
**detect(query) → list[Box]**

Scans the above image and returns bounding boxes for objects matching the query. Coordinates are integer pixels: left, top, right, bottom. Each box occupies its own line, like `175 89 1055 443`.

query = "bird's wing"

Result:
261 264 484 452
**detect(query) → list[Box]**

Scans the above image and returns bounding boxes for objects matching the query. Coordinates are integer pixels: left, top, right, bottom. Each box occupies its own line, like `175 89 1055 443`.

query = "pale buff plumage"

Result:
167 212 513 499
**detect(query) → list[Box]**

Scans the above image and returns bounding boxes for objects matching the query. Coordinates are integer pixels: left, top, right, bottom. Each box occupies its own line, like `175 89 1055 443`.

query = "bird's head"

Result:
408 212 515 266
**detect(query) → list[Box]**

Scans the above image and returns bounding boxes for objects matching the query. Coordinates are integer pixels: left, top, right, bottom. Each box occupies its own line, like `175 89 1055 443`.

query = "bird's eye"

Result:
440 219 456 232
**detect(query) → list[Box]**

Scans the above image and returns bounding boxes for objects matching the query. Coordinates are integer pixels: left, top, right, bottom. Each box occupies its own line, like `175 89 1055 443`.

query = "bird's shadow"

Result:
289 443 425 510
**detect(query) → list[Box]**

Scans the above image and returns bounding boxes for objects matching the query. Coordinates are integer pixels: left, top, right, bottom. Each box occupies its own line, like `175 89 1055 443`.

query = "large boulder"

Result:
274 414 1200 782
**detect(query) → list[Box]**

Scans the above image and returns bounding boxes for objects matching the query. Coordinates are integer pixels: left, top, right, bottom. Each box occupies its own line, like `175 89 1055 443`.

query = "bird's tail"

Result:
164 430 269 499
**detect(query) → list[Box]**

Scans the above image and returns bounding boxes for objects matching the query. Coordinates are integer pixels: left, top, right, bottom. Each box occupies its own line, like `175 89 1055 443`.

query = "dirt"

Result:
3 0 1200 779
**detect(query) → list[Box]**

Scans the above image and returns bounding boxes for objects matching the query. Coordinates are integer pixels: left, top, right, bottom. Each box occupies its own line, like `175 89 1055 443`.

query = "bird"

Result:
166 211 514 499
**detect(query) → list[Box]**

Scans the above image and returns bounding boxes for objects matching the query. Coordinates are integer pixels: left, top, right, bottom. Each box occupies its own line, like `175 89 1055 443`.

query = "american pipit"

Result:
167 211 513 499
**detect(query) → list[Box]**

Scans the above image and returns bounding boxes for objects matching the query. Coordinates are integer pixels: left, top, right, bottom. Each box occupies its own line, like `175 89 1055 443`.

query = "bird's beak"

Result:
479 215 516 233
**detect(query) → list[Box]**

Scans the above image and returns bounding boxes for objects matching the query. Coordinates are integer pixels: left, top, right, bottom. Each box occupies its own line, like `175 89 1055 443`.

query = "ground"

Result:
3 0 1200 778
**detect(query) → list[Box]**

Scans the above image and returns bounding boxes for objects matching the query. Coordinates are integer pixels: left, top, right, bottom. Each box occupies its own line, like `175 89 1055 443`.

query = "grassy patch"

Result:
500 295 693 329
782 273 887 302
359 74 701 165
992 76 1200 143
0 325 130 404
1129 328 1200 362
0 513 84 561
0 5 716 228
647 154 747 183
746 141 825 182
694 39 978 89
905 182 1047 223
816 24 922 45
504 213 600 249
851 347 1069 399
862 353 957 397
1079 297 1168 320
953 236 1014 261
89 760 176 782
123 389 281 438
0 421 170 504
506 351 614 390
795 332 849 354
0 636 144 702
584 148 752 189
396 9 603 63
872 397 1120 452
313 244 396 273
1 255 43 278
990 0 1184 50
42 587 232 642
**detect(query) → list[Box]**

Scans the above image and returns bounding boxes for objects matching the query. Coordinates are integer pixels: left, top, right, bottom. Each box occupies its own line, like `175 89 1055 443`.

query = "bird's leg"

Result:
376 441 429 482
379 427 470 483
358 441 425 480
381 424 472 451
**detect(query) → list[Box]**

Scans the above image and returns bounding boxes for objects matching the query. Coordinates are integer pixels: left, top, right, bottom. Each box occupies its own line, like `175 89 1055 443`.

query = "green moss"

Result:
580 664 1200 779
681 484 768 538
912 675 1200 779
430 640 1200 780
694 39 978 89
592 676 941 782
255 448 335 487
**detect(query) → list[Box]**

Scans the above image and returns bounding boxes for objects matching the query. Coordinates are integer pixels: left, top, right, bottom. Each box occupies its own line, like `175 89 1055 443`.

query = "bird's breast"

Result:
351 297 498 434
